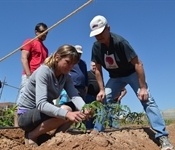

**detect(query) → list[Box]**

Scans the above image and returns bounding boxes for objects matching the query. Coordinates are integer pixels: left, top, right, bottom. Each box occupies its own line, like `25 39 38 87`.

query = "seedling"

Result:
73 101 131 132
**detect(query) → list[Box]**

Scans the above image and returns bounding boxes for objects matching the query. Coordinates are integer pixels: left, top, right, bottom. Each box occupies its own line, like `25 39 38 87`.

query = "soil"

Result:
0 124 174 150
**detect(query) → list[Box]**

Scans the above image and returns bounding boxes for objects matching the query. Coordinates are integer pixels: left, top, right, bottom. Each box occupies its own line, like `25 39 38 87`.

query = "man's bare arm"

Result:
21 50 31 77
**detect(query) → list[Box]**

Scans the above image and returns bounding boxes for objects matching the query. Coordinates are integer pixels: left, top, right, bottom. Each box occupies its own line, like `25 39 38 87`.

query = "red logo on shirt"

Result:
106 56 114 65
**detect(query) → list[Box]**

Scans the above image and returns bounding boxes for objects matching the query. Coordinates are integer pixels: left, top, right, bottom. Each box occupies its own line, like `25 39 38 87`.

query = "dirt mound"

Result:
0 124 174 150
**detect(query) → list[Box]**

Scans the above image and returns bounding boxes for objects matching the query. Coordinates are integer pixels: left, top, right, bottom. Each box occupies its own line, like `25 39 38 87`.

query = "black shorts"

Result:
18 108 51 132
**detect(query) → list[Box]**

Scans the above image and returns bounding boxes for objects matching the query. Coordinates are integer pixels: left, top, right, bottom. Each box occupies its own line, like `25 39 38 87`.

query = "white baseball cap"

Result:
74 45 83 54
89 15 108 37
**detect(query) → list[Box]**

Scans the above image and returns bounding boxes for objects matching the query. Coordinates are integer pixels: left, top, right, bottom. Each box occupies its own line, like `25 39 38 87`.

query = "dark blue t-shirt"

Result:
69 59 88 88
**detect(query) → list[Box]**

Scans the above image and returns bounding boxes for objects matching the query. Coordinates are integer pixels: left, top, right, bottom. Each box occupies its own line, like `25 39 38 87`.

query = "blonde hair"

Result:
44 44 80 68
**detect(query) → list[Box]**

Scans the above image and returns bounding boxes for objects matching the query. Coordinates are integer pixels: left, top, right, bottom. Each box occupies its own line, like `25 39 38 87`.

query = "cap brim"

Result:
89 26 106 37
77 50 83 54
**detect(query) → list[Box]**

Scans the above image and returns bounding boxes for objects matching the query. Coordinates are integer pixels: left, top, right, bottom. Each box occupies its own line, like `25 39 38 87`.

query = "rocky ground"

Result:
0 124 174 150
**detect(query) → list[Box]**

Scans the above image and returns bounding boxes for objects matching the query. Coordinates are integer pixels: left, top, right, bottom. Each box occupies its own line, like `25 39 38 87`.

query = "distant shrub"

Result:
0 105 17 127
164 119 175 126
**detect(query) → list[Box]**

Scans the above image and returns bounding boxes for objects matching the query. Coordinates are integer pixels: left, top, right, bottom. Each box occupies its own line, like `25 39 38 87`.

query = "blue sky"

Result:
0 0 175 112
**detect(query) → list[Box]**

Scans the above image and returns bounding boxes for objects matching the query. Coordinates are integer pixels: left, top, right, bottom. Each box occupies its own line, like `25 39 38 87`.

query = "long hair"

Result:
44 44 80 68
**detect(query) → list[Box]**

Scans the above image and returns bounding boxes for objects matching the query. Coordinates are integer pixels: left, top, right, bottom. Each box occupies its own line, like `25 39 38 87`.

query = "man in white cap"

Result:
69 45 88 100
89 15 174 150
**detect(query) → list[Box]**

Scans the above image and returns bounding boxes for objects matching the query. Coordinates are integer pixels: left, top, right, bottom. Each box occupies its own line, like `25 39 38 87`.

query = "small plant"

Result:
73 101 131 132
73 100 149 132
73 101 105 132
123 112 145 125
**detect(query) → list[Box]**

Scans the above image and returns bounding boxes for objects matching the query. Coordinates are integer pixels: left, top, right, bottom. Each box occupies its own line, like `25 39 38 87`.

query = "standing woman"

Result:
17 44 88 146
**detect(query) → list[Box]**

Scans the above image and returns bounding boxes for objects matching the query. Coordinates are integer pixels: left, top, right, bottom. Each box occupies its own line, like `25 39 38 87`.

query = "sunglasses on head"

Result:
37 29 48 35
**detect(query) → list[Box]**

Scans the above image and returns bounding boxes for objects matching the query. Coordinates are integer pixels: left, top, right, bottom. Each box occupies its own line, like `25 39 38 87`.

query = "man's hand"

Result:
137 88 149 101
96 90 105 102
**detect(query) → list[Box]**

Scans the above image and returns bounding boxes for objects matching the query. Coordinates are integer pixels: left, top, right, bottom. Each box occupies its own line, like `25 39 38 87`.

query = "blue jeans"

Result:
85 94 96 129
93 72 168 138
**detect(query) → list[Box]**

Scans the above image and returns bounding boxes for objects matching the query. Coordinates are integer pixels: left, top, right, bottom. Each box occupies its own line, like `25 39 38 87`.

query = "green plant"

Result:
103 102 131 127
73 101 105 132
123 112 145 125
0 105 17 127
73 101 131 132
72 101 149 132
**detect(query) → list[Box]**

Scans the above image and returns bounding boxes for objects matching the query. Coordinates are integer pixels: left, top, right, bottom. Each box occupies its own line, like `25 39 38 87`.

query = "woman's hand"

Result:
82 108 94 119
65 111 86 123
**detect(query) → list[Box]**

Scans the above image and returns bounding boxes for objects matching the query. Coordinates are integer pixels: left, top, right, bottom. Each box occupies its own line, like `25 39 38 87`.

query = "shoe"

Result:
24 131 38 147
159 136 174 150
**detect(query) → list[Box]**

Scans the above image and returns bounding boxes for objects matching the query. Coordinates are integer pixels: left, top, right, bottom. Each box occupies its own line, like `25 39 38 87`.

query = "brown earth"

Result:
0 124 174 150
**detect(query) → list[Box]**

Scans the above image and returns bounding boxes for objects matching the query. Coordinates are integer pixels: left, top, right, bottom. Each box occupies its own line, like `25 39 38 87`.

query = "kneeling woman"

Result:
17 44 88 146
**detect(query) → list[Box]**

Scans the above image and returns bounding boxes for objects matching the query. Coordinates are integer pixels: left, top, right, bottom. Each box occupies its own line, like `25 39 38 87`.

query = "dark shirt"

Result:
91 32 137 77
87 70 100 96
69 59 88 88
